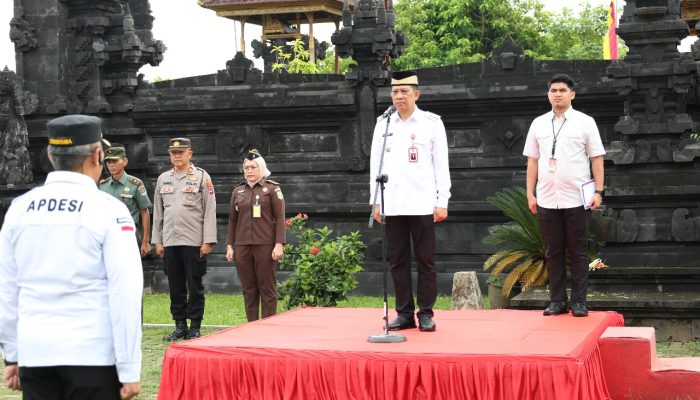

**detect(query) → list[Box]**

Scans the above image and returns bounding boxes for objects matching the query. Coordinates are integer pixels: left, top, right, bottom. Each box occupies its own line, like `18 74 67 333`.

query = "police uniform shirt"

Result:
226 179 285 246
152 164 217 247
523 107 606 209
369 106 452 216
0 171 143 383
99 173 152 225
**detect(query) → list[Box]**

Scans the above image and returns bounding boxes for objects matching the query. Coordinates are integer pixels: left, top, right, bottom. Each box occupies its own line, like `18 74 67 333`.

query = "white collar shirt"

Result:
369 106 451 215
0 171 143 383
523 107 606 209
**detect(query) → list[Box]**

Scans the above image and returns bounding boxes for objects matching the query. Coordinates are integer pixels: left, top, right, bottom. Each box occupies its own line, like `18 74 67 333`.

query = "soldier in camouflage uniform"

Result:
99 144 153 257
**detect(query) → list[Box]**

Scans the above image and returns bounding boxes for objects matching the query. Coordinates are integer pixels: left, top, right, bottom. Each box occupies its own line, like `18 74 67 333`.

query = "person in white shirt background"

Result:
523 74 606 318
0 115 142 400
370 70 451 332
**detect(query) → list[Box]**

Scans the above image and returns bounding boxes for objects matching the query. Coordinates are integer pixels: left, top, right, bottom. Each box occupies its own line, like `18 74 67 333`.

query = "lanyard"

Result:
550 116 567 159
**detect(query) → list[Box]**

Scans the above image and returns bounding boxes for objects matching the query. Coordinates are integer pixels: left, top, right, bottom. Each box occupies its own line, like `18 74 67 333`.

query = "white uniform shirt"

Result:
523 107 606 209
0 171 143 383
369 106 451 215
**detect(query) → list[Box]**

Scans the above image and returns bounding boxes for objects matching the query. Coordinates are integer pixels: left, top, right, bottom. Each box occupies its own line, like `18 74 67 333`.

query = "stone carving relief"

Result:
0 68 33 185
9 17 38 53
490 37 524 71
218 52 261 85
606 0 697 165
671 208 700 241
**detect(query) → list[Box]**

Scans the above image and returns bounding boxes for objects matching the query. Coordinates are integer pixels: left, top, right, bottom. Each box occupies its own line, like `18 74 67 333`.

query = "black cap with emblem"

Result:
246 149 262 160
391 70 419 87
47 114 110 147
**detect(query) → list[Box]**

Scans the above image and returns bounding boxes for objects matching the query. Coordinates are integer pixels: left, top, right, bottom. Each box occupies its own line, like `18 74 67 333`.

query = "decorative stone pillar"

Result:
331 0 406 158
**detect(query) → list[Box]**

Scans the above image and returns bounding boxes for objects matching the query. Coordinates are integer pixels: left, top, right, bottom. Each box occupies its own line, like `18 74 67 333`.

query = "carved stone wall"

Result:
5 0 700 295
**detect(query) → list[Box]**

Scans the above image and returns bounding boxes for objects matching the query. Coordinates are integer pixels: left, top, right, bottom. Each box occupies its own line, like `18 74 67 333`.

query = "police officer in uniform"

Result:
100 144 153 256
153 138 217 341
225 149 285 322
0 114 142 400
370 70 451 332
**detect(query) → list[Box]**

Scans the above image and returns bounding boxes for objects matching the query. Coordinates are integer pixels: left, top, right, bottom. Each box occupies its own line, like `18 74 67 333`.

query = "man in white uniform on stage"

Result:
0 114 143 400
370 70 451 332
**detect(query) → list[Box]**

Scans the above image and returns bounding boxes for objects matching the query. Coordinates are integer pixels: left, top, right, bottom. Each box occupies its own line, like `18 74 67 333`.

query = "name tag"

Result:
253 204 261 218
120 193 134 199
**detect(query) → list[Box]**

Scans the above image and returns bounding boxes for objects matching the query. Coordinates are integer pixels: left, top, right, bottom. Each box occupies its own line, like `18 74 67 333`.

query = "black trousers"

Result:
19 365 120 400
164 245 207 322
385 215 437 318
537 206 589 303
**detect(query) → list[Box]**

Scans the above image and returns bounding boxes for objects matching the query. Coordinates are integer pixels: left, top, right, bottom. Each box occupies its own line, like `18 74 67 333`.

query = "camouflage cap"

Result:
104 145 126 160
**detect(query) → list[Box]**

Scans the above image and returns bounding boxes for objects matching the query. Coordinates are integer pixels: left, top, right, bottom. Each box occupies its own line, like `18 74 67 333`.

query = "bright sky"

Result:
0 0 693 81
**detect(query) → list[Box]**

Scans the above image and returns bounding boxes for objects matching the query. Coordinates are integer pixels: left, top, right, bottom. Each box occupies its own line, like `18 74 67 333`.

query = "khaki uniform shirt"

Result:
99 173 152 225
152 164 217 247
226 180 285 246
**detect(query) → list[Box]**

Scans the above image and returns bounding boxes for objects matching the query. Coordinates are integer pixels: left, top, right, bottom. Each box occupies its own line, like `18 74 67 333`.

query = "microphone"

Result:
382 105 396 119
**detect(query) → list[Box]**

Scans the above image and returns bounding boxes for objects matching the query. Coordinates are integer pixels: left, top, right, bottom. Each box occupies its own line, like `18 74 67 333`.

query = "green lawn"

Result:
1 294 699 400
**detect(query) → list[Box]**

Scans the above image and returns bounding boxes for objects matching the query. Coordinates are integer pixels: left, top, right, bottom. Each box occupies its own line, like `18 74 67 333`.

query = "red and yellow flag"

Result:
603 0 618 60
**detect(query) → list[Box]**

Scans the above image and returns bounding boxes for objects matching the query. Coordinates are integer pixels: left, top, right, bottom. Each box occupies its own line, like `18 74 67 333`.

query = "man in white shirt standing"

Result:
0 115 142 399
523 74 606 317
370 70 451 332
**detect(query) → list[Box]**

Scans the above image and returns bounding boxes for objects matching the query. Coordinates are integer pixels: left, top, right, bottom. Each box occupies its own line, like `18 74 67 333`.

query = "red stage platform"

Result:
158 307 623 400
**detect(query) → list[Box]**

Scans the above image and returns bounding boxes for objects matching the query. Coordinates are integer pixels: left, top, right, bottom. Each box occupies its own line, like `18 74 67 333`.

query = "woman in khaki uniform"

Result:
225 149 285 321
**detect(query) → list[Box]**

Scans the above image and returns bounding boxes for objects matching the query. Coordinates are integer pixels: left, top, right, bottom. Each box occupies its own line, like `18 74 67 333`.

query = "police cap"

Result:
104 144 127 160
47 114 107 147
391 70 418 86
169 137 191 151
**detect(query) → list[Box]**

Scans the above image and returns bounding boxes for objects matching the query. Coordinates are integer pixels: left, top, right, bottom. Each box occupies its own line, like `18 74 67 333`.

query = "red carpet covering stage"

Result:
158 308 623 400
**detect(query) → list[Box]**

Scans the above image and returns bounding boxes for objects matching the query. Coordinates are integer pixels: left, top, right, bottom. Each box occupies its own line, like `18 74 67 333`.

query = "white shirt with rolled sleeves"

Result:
523 107 606 209
369 106 451 215
0 171 143 383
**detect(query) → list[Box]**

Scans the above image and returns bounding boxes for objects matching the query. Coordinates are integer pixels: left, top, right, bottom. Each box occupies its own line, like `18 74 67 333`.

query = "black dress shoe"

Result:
188 327 202 339
571 302 589 317
542 302 568 316
418 315 436 332
163 320 189 341
388 316 416 331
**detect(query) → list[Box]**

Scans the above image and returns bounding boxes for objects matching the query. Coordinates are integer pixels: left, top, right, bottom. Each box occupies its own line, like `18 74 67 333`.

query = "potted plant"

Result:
483 187 608 302
482 187 547 299
486 273 512 309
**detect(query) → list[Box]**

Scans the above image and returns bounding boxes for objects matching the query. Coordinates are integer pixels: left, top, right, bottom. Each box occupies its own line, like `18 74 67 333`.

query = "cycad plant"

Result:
483 187 547 297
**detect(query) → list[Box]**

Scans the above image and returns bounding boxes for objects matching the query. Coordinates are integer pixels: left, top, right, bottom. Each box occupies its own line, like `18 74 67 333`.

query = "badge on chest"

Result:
408 134 418 163
253 194 261 218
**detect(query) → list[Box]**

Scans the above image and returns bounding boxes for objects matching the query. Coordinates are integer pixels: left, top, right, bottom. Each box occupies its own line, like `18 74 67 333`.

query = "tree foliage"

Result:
271 39 356 75
393 0 627 70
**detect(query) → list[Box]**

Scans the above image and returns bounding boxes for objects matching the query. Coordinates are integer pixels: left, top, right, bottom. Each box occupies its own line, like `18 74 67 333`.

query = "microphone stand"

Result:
368 107 407 344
